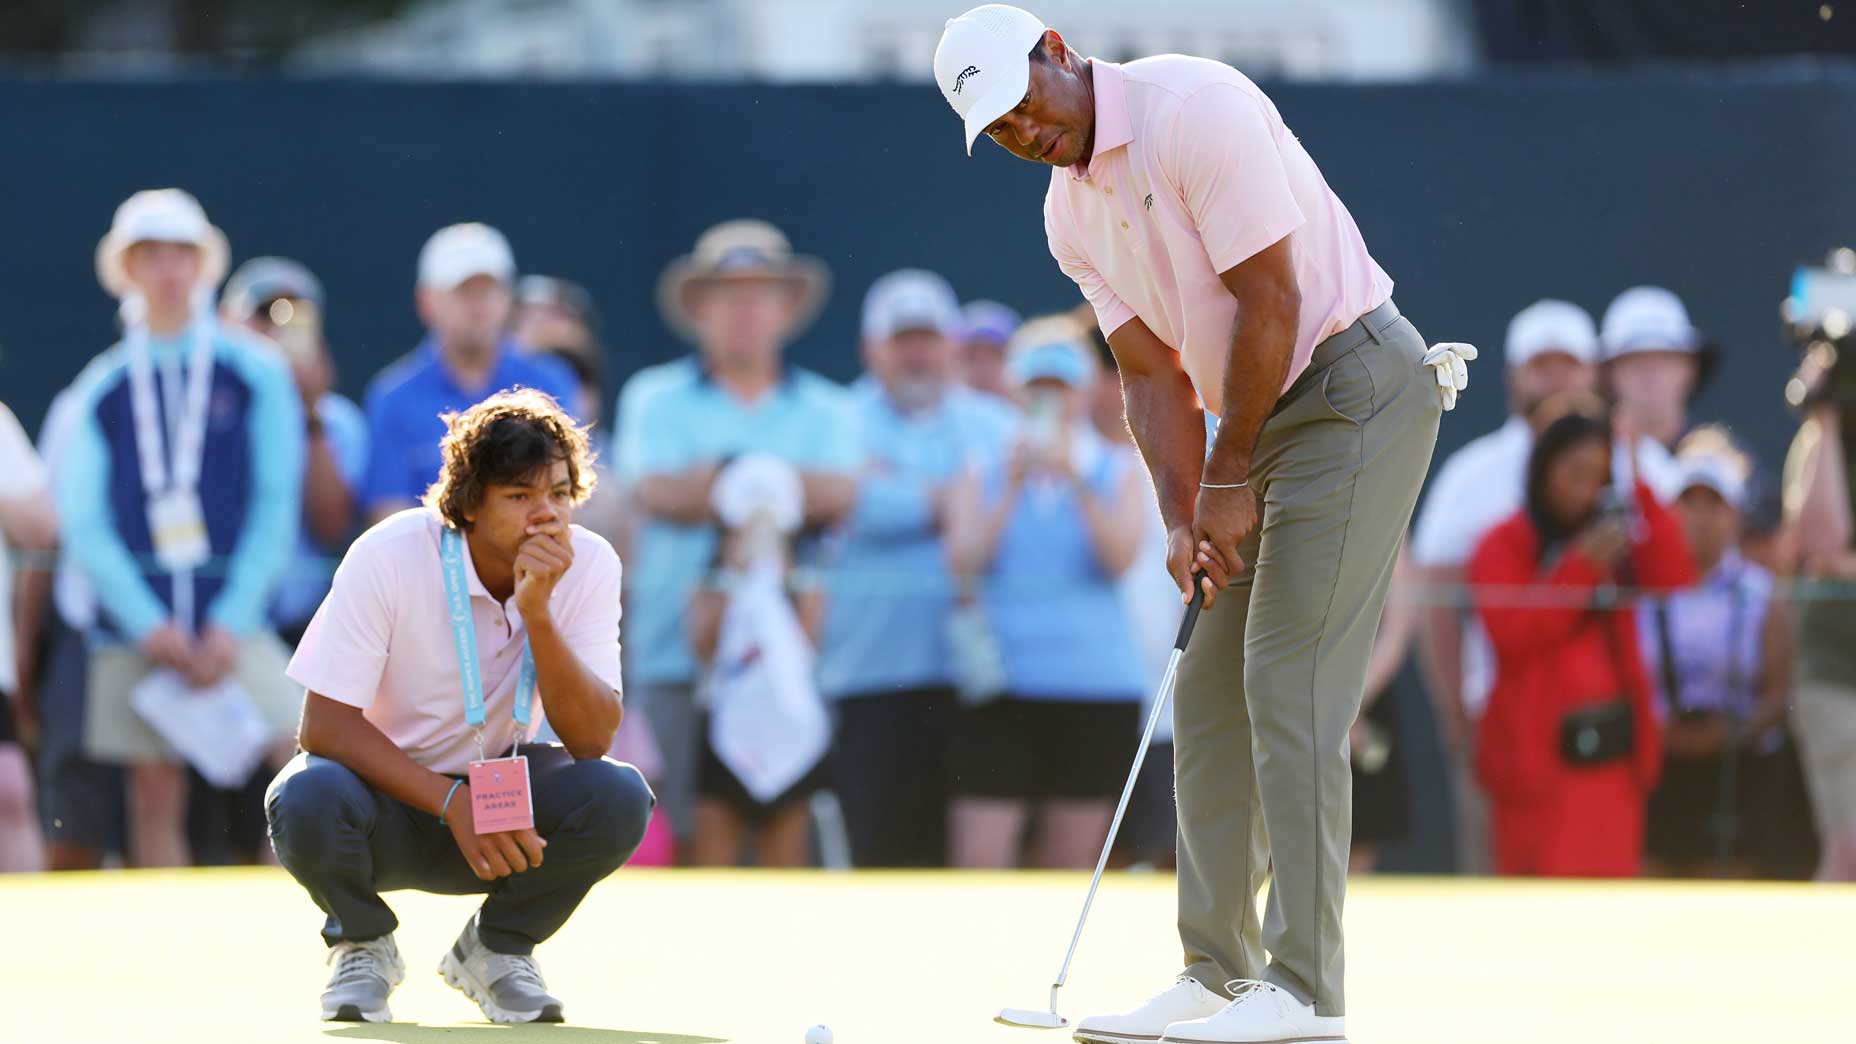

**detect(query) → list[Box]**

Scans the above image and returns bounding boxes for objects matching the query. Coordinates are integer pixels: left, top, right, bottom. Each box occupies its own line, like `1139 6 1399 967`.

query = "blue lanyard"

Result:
441 527 535 751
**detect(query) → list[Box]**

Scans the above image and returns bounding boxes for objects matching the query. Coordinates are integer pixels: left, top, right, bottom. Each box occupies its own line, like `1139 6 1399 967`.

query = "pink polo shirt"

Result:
1045 56 1393 418
287 508 625 774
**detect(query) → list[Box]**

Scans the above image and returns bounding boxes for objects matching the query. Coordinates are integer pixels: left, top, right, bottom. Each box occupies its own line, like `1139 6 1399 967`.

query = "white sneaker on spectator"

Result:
1075 975 1227 1044
320 934 405 1022
1162 980 1346 1044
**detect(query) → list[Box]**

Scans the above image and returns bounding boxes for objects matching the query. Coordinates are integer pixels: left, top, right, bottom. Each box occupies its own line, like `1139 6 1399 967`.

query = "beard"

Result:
888 376 946 412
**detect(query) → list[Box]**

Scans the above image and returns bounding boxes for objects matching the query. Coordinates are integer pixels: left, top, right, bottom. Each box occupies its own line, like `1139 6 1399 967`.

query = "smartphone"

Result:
269 297 322 364
1025 388 1063 451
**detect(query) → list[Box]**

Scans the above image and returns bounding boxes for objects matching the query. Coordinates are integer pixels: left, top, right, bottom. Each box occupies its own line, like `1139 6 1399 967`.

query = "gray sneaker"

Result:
321 935 405 1022
438 918 565 1023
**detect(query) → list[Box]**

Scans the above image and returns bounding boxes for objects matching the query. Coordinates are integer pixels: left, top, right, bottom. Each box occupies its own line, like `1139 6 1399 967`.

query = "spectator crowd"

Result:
0 187 1850 881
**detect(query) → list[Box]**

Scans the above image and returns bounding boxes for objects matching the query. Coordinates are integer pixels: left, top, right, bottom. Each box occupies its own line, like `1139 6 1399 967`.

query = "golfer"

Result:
936 8 1473 1043
267 389 653 1025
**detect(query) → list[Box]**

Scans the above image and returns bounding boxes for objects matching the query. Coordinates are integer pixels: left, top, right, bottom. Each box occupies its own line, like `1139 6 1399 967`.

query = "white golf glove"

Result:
1421 341 1478 412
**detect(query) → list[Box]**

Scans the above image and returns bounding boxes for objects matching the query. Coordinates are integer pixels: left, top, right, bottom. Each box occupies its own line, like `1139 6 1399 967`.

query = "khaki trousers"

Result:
1175 302 1439 1016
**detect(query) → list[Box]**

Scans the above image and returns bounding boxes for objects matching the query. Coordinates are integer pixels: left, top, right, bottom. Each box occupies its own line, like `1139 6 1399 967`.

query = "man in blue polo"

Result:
612 219 856 853
819 268 1014 867
361 223 579 523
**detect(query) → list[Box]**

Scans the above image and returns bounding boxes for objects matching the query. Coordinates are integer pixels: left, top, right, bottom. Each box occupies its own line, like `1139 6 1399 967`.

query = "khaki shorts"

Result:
1792 679 1856 844
84 631 302 764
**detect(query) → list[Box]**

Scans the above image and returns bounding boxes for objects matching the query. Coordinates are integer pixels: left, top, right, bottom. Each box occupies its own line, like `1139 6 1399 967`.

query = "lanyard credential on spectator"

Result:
441 525 536 763
124 289 217 627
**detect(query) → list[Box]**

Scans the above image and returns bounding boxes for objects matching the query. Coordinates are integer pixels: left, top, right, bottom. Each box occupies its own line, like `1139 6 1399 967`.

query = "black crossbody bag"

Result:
1557 593 1637 766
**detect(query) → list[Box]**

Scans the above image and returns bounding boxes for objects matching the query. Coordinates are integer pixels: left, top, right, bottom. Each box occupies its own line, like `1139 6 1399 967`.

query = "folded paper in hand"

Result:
129 669 273 789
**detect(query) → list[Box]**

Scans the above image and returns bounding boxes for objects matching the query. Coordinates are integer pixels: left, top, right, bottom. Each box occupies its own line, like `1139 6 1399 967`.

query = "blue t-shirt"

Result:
818 383 1015 698
359 337 578 514
977 435 1146 701
272 392 369 630
613 357 857 686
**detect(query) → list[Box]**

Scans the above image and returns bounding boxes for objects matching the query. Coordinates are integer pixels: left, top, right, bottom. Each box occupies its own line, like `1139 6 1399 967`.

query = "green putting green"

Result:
2 868 1849 1043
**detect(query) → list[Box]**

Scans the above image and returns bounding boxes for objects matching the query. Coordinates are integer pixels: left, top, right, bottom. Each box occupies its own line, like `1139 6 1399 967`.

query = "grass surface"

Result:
3 868 1851 1042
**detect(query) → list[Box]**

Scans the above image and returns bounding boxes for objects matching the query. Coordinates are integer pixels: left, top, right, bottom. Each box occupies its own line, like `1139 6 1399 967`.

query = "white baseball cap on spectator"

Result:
1600 286 1700 358
417 223 516 291
94 188 229 299
1671 452 1748 510
711 453 805 534
935 5 1049 154
1504 299 1598 369
1600 285 1717 391
862 269 962 341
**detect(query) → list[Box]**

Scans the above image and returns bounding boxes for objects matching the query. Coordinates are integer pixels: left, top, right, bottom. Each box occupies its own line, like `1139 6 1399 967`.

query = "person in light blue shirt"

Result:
220 257 371 643
613 219 855 850
360 223 578 523
820 268 1015 868
55 189 306 868
945 316 1150 870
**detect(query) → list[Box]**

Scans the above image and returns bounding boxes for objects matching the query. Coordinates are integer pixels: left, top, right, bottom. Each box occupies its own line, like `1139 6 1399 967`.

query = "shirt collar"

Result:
694 352 796 390
420 334 523 395
1704 548 1746 589
1071 59 1134 182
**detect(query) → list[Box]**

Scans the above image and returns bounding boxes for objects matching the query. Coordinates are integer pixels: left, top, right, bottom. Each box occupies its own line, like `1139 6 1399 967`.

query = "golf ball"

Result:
804 1026 833 1044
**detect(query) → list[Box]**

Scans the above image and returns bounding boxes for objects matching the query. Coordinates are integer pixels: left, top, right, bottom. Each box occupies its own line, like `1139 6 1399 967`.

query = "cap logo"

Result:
952 65 981 94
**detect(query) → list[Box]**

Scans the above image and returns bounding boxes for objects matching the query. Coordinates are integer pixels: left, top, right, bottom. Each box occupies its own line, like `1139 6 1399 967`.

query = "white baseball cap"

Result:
935 5 1049 155
1671 452 1748 511
862 268 962 340
1504 299 1598 369
1601 286 1699 359
418 222 516 291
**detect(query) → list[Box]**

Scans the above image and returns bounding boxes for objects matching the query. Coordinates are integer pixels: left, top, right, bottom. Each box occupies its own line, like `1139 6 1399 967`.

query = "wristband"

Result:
439 778 466 824
1200 480 1249 489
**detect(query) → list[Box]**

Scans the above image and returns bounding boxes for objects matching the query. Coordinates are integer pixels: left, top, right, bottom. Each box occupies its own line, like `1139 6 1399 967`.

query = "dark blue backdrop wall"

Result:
1 67 1848 471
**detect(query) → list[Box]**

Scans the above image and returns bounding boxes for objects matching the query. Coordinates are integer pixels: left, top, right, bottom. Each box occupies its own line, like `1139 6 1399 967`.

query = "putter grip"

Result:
1173 573 1207 651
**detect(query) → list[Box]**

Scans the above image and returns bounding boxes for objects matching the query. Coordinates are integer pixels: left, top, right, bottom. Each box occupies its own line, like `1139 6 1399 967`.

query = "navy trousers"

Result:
267 744 653 955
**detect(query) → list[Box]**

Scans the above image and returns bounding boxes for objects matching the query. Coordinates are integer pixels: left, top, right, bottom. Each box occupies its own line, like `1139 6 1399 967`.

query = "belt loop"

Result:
1363 306 1386 346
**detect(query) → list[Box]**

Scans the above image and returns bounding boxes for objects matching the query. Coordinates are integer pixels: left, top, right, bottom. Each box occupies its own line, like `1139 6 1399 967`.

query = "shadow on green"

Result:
325 1025 728 1044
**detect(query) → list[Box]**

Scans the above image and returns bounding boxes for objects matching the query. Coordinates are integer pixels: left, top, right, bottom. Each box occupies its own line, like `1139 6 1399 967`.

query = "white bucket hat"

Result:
657 219 830 345
94 188 229 299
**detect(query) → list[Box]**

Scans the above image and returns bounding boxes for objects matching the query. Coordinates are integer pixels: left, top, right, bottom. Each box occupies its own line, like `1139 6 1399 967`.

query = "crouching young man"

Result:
267 388 653 1024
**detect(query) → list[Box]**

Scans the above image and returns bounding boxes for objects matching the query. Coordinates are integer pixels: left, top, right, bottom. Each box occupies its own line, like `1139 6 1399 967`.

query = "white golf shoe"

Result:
1161 979 1347 1044
1074 976 1227 1044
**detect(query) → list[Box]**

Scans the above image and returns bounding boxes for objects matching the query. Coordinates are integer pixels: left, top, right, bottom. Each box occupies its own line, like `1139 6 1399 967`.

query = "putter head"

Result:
995 1007 1069 1030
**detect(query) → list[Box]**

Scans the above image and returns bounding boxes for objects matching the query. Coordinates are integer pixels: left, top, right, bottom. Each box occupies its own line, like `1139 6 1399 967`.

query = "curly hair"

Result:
422 387 596 530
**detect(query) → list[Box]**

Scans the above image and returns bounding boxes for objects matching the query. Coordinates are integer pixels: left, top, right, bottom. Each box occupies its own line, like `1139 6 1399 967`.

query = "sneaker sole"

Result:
1165 1025 1343 1032
321 1003 392 1023
1162 1036 1347 1044
437 951 564 1024
1076 1031 1166 1044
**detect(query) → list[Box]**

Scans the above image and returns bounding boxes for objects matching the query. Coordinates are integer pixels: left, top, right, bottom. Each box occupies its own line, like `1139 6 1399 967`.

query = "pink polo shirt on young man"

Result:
1044 56 1394 418
287 508 625 775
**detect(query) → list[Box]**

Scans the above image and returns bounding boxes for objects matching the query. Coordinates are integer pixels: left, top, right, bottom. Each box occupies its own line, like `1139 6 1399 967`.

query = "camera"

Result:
1782 248 1856 412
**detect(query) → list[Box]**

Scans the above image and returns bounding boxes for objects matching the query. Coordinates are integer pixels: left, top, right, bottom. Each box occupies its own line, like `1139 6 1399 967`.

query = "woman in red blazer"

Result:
1468 411 1695 876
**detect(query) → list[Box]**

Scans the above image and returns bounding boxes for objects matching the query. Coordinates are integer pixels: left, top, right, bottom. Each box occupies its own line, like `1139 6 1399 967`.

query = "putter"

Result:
996 577 1207 1030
